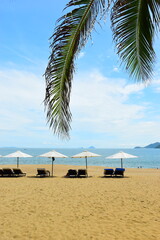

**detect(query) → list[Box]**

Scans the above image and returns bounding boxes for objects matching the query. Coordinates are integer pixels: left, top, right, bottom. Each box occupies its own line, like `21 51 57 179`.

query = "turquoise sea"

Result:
0 147 160 169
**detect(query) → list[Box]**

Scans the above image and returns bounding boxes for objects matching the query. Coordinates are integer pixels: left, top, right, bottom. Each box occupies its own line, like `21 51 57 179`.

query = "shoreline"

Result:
0 164 159 174
1 163 159 168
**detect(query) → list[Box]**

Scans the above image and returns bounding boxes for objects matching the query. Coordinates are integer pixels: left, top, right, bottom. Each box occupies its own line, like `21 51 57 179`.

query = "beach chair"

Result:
114 168 125 177
13 168 26 177
0 169 4 177
104 168 114 177
2 168 17 177
77 169 88 178
36 168 50 177
66 169 77 178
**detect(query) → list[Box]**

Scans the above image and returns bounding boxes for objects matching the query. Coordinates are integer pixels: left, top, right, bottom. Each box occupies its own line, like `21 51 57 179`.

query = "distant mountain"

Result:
145 142 160 148
135 142 160 149
88 146 95 149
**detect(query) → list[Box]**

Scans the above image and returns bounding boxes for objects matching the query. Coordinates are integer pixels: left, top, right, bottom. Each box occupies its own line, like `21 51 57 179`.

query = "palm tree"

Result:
45 0 160 138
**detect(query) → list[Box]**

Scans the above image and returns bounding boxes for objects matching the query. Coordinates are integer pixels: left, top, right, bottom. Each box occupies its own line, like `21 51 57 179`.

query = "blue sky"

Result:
0 0 160 148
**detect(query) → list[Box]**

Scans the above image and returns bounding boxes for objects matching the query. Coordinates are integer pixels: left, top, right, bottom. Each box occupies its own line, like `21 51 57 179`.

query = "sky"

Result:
0 0 160 148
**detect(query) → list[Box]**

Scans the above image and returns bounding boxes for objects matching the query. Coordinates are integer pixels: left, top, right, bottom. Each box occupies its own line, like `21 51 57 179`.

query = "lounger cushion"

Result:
115 168 125 171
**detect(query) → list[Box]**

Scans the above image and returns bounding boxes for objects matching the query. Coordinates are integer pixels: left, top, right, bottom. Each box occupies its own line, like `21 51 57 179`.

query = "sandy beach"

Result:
0 164 160 240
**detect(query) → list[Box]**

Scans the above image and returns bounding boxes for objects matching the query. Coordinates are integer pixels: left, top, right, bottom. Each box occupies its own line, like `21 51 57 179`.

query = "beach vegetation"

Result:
45 0 160 138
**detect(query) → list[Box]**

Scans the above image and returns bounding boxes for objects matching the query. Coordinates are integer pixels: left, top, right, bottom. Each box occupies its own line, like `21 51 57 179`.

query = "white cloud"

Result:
70 69 160 146
152 78 160 92
113 67 119 72
0 69 45 106
120 83 145 95
78 51 85 59
0 69 45 131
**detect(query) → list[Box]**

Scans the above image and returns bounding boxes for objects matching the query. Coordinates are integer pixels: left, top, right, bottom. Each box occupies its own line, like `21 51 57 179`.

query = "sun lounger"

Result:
104 168 114 177
0 169 4 177
2 168 17 177
13 168 26 177
114 168 125 177
36 168 50 177
77 169 88 178
66 169 77 178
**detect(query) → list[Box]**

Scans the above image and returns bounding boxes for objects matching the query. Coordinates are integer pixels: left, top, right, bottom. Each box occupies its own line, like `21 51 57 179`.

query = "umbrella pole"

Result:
121 158 123 168
85 156 87 170
52 159 53 177
51 157 55 177
17 157 19 168
85 156 88 177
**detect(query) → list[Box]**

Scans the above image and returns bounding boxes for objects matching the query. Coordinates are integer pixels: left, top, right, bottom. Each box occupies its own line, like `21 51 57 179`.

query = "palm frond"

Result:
111 0 160 82
45 0 107 138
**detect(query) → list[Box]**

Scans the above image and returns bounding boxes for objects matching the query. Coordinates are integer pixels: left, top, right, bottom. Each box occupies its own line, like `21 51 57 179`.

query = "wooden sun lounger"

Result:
66 169 78 178
114 168 125 177
2 168 17 177
77 169 88 178
36 168 50 177
104 168 114 177
13 168 26 177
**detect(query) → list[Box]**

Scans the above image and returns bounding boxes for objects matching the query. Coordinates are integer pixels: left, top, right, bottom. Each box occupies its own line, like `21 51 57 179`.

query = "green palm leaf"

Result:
111 0 160 82
45 0 106 138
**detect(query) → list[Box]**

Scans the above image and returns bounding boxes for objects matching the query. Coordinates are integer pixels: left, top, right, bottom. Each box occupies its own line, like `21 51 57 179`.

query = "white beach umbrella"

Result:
4 150 32 168
106 151 138 168
72 150 101 170
38 150 68 176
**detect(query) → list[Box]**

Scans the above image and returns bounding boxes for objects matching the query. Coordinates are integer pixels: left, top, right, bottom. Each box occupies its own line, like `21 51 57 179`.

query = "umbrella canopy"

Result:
72 150 101 170
39 150 68 158
39 150 68 176
4 150 32 168
106 151 138 168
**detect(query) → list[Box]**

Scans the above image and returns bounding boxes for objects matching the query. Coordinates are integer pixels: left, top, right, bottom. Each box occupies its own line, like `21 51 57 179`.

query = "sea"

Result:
0 147 160 169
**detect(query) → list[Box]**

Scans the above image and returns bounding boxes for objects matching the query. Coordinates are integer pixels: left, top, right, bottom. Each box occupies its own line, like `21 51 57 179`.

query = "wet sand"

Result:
0 164 160 240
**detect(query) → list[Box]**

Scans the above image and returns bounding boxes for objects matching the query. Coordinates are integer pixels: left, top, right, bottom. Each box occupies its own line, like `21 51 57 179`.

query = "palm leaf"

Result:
45 0 107 138
111 0 160 82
